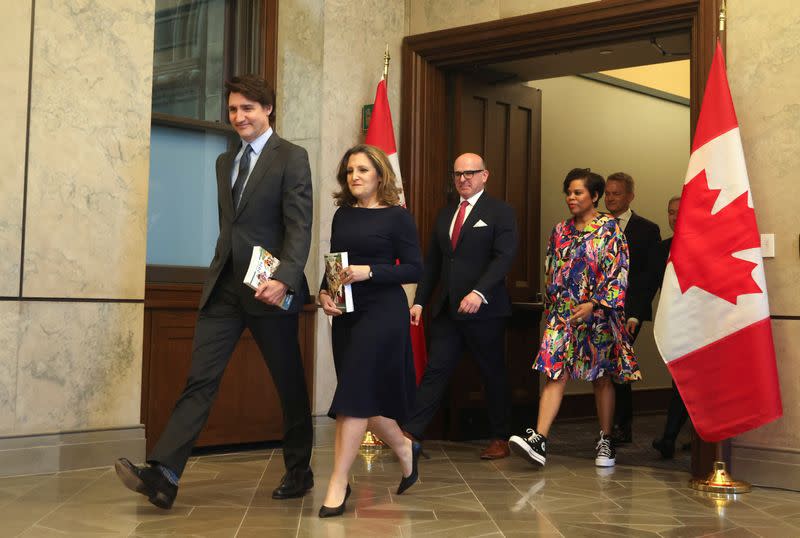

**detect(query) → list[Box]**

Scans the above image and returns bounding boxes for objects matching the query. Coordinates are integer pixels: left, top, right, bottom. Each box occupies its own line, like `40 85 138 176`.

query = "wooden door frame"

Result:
400 0 723 479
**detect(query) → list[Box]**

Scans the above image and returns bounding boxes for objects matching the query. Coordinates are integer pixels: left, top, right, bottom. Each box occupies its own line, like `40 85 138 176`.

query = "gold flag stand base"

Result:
360 430 385 449
689 461 751 494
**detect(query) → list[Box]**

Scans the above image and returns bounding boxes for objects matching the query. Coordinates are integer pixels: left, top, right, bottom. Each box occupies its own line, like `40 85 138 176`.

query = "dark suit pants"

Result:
148 266 312 477
661 381 689 441
613 323 641 431
404 313 511 441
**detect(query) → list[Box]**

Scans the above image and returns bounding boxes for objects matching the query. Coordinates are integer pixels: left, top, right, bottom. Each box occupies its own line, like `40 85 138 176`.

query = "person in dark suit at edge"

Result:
115 75 314 509
604 172 661 443
650 195 693 458
404 152 518 460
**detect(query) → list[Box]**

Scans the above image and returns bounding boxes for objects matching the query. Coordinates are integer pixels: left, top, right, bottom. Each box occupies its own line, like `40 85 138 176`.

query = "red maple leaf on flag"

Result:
669 170 762 304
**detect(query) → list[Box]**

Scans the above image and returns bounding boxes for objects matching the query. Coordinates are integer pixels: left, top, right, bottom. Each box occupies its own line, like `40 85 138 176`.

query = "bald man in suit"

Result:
404 153 518 460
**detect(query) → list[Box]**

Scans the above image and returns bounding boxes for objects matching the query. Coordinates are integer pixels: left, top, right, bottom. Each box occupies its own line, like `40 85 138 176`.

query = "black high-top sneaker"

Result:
508 428 547 467
595 430 616 467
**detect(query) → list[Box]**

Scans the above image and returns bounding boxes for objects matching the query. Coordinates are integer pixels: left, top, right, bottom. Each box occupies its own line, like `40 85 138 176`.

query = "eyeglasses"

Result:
450 169 485 180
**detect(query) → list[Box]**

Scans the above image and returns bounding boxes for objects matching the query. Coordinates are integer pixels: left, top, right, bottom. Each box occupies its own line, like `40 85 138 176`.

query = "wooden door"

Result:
453 76 542 302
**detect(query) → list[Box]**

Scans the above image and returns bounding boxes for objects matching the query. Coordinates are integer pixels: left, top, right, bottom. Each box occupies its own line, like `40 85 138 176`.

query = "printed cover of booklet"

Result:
324 252 354 313
243 246 293 310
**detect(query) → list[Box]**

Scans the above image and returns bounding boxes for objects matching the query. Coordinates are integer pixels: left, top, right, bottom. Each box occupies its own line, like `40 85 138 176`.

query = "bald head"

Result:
452 153 488 199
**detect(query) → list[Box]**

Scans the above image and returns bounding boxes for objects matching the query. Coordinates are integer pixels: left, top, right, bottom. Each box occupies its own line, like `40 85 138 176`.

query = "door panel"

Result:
455 76 542 301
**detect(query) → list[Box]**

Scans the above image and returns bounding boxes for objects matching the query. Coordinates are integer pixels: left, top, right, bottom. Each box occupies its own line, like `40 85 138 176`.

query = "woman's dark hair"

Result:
562 168 605 207
333 144 402 207
224 75 276 124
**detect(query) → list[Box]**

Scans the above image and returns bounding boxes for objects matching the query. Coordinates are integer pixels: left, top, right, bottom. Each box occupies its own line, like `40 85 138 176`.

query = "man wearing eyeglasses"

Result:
404 152 518 459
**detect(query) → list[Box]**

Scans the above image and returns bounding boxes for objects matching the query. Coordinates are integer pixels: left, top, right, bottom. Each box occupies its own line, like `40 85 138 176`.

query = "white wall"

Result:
531 74 690 395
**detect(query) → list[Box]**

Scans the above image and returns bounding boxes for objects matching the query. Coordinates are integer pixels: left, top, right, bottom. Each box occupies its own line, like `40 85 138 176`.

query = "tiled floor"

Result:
1 419 797 537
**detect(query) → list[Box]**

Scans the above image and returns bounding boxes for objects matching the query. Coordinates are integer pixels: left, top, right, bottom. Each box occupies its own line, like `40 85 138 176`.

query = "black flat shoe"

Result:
318 484 351 518
396 441 421 495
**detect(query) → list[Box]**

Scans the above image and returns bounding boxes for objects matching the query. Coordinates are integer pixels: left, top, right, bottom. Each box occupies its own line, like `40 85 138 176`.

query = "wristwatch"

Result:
368 270 373 279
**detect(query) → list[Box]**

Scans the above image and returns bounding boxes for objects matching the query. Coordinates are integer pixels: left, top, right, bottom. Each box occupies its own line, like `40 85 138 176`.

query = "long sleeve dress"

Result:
322 205 423 421
533 213 641 383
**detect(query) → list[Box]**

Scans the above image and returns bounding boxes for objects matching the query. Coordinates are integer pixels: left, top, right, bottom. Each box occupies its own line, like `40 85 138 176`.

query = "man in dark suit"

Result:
604 172 661 443
649 196 692 458
405 152 517 460
115 75 314 509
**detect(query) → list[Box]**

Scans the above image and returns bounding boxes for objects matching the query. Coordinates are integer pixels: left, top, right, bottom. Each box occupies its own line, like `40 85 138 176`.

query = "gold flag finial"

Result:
383 44 391 81
719 0 727 32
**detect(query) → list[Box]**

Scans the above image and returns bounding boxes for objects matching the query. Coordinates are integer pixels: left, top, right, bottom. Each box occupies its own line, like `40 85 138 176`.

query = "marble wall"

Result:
0 3 32 297
725 0 800 480
0 0 152 463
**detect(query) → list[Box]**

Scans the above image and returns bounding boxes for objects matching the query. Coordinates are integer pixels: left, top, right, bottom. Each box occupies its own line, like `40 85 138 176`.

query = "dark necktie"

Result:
232 144 252 209
451 200 469 249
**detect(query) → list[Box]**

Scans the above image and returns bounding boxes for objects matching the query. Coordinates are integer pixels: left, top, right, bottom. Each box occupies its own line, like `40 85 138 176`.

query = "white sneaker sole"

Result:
595 456 616 467
508 436 545 467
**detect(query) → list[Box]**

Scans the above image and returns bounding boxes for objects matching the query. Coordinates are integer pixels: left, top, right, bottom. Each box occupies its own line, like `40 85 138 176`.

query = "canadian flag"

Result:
365 77 427 384
653 42 782 442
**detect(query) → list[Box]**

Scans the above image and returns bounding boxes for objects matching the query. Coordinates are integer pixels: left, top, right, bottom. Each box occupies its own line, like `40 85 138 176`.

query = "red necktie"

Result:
451 200 469 249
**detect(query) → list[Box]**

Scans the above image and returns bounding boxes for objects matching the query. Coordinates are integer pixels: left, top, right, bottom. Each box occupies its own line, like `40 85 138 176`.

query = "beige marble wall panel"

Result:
276 0 323 141
727 1 800 316
286 137 321 291
23 0 154 299
14 302 143 434
734 319 800 452
500 0 599 19
0 304 21 433
408 0 498 34
0 2 32 297
278 0 324 293
312 0 405 414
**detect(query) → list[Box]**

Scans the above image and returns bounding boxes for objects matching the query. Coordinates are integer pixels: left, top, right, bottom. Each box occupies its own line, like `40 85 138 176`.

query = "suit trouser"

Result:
148 264 313 477
403 312 511 441
613 323 641 430
661 381 689 441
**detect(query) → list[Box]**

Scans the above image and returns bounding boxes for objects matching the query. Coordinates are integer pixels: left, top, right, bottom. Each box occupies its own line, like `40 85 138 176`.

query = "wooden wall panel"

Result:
142 283 316 453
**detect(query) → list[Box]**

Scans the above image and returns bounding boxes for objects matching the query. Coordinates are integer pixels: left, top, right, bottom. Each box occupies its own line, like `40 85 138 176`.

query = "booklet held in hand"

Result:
244 246 293 310
324 252 354 313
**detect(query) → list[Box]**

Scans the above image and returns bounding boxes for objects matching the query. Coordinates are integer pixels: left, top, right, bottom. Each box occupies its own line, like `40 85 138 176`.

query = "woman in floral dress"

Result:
509 168 640 468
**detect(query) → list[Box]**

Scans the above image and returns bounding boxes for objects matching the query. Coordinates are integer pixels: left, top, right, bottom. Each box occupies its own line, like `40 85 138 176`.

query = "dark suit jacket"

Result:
647 237 672 298
623 211 661 321
200 133 312 315
414 192 517 320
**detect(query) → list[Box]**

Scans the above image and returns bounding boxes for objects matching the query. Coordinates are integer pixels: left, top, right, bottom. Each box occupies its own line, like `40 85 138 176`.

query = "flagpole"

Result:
718 0 727 52
383 44 390 82
689 439 751 494
361 44 393 451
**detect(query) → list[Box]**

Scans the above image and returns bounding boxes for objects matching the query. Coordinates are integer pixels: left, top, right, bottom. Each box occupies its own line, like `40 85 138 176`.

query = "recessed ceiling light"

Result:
599 49 614 55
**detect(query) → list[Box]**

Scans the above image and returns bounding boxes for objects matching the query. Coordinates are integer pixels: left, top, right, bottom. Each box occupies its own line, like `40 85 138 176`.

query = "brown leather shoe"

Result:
480 439 511 460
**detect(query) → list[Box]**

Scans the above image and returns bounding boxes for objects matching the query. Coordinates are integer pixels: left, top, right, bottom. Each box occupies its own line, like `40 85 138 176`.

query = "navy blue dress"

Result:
322 205 422 421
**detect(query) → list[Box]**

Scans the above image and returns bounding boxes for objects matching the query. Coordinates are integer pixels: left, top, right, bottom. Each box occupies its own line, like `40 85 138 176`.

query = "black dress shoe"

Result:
272 467 314 499
114 458 177 509
652 438 676 459
397 441 422 495
318 484 351 518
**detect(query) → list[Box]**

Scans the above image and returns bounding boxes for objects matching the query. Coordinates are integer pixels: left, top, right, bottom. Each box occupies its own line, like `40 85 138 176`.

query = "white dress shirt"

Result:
230 127 274 194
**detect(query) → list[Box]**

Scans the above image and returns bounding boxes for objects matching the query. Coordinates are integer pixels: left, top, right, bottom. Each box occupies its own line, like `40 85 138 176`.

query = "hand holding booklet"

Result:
243 246 293 310
324 252 354 313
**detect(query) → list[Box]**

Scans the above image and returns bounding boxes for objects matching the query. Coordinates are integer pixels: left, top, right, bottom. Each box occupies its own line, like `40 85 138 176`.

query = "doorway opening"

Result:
401 0 722 477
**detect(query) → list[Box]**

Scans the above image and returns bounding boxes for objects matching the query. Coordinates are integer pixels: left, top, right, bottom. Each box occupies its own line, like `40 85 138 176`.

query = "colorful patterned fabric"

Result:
534 213 641 382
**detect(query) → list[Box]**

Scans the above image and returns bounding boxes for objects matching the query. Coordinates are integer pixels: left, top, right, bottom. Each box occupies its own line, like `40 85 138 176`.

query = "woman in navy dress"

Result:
317 144 423 517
